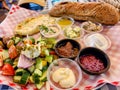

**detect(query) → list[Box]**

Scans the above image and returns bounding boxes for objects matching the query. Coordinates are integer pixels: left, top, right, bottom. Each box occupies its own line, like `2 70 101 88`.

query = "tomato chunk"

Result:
50 51 56 55
2 63 15 76
8 45 18 59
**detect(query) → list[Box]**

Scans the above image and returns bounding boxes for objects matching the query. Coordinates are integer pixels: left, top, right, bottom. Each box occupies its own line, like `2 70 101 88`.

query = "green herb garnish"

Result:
39 25 56 33
39 25 49 32
50 29 56 33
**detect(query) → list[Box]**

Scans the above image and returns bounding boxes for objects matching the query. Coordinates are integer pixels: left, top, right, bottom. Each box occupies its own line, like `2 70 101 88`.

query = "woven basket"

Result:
98 0 120 9
98 0 120 19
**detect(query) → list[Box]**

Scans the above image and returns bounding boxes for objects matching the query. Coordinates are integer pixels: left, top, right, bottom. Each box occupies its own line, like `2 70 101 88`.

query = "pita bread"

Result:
15 15 56 36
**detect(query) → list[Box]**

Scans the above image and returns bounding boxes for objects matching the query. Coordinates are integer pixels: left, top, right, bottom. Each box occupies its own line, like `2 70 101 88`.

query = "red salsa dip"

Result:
79 54 105 72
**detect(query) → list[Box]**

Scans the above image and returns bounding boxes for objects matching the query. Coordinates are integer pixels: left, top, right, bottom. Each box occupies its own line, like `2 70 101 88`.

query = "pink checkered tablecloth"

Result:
0 5 120 90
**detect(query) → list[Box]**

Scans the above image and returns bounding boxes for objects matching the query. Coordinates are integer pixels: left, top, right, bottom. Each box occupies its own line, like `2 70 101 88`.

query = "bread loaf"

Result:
49 2 119 25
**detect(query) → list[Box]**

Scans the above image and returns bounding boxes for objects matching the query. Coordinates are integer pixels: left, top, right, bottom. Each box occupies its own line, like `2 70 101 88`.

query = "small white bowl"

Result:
40 24 61 38
83 33 111 51
81 21 103 33
56 16 74 29
63 25 84 40
47 58 82 90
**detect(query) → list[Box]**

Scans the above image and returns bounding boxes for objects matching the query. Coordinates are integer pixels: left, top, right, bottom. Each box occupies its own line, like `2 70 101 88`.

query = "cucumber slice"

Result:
44 49 49 56
19 71 30 84
40 70 47 82
15 69 25 76
14 37 21 45
13 76 21 83
42 66 48 73
45 55 53 63
28 65 35 73
40 48 49 57
41 77 47 82
4 58 13 65
36 82 45 89
46 38 56 45
32 74 40 84
35 58 43 70
29 76 34 83
39 40 46 46
34 69 42 76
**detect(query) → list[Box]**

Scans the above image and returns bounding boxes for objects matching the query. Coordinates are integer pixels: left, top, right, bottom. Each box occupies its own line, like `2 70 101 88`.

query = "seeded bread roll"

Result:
49 2 119 25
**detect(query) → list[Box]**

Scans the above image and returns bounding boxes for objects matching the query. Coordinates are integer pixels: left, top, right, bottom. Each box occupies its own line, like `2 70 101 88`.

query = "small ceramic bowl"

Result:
56 16 74 29
77 47 110 75
81 21 103 33
63 25 84 40
40 24 61 38
55 39 81 59
83 33 111 51
47 58 82 90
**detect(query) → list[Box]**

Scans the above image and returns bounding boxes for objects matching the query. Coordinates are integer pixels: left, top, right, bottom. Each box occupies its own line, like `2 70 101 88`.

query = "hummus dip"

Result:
52 68 76 88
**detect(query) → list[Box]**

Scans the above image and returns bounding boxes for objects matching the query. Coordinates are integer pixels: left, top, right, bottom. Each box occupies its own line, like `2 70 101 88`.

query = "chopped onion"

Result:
17 54 35 68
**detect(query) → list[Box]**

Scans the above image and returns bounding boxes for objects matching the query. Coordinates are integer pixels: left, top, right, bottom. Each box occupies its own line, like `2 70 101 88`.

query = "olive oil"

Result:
57 17 73 29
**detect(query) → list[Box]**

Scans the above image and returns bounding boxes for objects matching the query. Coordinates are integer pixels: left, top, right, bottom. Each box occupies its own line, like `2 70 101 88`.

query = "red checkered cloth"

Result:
0 4 120 90
0 5 39 37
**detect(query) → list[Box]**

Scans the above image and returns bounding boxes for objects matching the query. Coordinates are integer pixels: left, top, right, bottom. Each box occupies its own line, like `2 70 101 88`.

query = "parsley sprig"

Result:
39 25 56 33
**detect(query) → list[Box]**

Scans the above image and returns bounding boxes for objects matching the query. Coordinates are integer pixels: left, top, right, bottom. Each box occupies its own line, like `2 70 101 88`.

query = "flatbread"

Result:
15 14 56 36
